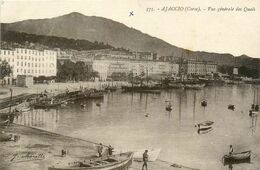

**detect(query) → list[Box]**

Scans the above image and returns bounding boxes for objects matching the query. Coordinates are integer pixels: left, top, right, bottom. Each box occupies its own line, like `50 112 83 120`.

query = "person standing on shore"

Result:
142 150 148 170
97 143 103 157
229 145 233 155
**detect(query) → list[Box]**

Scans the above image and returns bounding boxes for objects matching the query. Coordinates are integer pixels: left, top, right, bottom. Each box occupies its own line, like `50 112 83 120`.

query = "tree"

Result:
0 60 12 79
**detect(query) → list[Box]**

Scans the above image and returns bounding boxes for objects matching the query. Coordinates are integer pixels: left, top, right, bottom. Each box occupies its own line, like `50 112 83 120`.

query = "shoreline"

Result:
0 123 199 170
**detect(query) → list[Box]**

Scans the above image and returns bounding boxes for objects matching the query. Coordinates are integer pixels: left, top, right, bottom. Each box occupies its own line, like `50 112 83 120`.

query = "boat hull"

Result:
122 86 161 93
48 152 133 170
223 151 251 165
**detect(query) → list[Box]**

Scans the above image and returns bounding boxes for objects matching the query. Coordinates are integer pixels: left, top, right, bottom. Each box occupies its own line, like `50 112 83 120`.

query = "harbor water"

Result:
14 84 260 170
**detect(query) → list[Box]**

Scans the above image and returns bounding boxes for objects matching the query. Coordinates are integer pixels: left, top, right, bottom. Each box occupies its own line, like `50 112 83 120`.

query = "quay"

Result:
0 123 199 170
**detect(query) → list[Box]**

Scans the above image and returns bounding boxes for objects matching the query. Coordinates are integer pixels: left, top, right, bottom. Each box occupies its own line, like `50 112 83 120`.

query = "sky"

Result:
0 0 260 58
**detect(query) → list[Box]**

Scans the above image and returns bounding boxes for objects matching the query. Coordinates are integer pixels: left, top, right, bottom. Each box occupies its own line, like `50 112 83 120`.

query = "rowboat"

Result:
48 152 133 170
0 119 10 126
184 83 205 90
197 127 213 135
223 151 251 165
196 121 214 127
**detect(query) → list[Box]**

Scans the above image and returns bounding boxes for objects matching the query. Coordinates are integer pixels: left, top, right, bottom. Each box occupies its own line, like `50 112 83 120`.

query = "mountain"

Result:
2 12 182 57
1 12 260 69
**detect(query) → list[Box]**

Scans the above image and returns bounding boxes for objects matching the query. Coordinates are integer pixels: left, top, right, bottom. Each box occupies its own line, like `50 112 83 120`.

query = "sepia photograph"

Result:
0 0 260 169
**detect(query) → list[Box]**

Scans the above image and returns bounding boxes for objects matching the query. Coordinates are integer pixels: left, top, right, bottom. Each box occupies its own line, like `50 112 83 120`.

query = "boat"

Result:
48 152 133 170
132 149 161 162
33 102 61 109
0 119 10 126
21 107 31 112
121 86 161 93
165 104 172 111
249 110 258 117
197 127 213 134
104 86 117 92
201 100 207 107
196 121 214 127
184 83 205 90
228 105 235 110
222 151 251 165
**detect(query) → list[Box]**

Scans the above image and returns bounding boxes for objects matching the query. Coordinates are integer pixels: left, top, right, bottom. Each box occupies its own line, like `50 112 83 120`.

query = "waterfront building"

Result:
93 59 178 81
0 48 57 84
185 60 217 75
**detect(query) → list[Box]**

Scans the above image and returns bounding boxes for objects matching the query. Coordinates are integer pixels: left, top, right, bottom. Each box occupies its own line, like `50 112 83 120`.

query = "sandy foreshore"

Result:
0 124 199 170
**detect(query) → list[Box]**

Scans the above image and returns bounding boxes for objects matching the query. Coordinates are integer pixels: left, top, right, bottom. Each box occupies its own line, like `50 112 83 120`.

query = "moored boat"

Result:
223 151 251 165
121 85 161 93
184 83 205 90
48 152 133 170
196 121 214 127
33 102 61 109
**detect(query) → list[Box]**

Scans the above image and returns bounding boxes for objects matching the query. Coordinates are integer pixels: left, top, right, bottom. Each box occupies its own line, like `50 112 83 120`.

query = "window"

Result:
25 62 27 66
17 69 19 73
4 51 6 55
25 56 27 60
21 56 23 59
28 63 30 67
21 62 23 66
17 62 19 66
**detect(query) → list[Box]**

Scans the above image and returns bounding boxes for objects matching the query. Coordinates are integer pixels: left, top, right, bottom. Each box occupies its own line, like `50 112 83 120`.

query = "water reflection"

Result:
14 109 59 131
13 85 260 170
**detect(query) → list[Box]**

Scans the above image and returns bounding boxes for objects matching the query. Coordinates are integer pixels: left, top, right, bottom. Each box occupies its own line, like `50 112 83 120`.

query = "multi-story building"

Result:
184 60 217 75
93 59 179 81
0 48 57 84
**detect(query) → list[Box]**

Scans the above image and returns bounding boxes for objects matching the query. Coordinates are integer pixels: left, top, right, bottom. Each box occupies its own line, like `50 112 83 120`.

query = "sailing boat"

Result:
122 60 161 93
250 88 259 116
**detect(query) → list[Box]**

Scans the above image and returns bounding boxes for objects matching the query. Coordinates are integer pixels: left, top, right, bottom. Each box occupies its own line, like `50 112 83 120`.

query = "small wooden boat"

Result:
249 110 258 117
196 121 214 127
197 127 213 134
48 152 133 170
223 151 251 165
201 100 207 107
184 83 205 90
0 119 10 126
165 105 172 111
228 105 235 110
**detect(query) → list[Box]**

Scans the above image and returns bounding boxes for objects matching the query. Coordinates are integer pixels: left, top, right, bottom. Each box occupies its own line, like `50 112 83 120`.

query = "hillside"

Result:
1 12 260 71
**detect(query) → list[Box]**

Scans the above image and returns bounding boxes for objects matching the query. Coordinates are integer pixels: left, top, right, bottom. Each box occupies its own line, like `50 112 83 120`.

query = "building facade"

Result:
184 60 217 75
92 59 179 81
0 48 57 80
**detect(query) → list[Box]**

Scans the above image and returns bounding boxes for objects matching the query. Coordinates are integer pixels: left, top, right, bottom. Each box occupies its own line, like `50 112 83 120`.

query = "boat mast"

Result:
9 88 13 113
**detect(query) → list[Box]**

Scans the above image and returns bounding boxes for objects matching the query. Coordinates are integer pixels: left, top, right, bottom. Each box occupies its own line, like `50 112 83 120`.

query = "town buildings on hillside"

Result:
0 47 218 84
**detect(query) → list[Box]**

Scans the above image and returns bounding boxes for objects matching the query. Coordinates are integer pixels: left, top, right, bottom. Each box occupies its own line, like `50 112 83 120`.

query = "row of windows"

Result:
16 62 55 67
1 50 56 56
16 68 56 74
